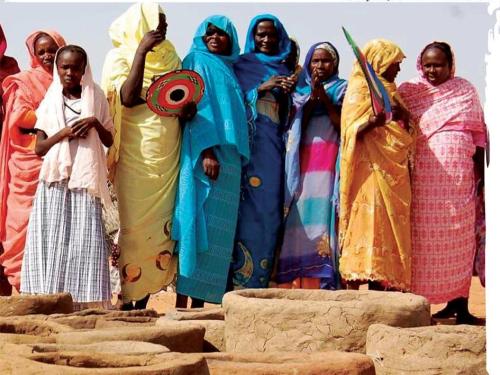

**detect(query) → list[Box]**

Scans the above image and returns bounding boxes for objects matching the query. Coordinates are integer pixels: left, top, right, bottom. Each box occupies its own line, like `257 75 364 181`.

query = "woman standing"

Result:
0 25 20 295
399 42 487 324
101 3 188 310
278 42 347 290
20 45 113 310
173 15 249 307
0 30 65 294
338 39 413 291
232 14 294 289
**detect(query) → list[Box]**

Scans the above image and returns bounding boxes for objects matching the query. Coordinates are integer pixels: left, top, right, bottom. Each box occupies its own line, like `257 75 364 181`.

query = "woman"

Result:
101 3 190 310
338 39 413 291
0 25 20 295
0 25 20 133
232 14 294 289
278 42 347 290
0 30 65 294
399 42 487 324
21 45 113 310
173 15 249 307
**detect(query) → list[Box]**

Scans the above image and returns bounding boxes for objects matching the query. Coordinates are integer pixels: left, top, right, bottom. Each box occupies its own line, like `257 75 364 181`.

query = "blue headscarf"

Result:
189 14 241 65
234 14 292 93
173 15 249 277
293 41 346 107
284 41 347 210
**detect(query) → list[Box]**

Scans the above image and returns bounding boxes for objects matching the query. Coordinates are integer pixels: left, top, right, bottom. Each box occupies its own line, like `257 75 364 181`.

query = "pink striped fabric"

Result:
300 142 338 174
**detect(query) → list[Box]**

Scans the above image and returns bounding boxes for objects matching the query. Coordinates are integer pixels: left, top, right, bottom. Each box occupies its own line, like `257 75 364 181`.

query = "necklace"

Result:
64 99 82 115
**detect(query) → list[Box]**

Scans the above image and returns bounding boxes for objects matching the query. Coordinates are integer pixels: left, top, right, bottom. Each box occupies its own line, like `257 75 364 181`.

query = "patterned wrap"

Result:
399 44 487 303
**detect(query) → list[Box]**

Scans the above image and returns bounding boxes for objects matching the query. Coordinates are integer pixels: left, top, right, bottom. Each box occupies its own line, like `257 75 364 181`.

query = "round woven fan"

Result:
146 69 205 117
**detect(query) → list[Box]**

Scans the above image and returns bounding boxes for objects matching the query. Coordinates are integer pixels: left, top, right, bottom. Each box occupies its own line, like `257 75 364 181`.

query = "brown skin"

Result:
421 48 451 86
255 21 295 95
120 13 196 121
34 34 59 73
35 50 113 156
301 48 341 133
202 24 231 55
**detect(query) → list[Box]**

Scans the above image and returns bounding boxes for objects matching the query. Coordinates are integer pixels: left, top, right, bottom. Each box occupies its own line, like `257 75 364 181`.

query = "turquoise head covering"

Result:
173 15 249 278
189 15 240 65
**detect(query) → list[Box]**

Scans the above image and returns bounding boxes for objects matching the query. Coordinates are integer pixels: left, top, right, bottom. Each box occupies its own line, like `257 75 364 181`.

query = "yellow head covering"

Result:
101 2 181 180
338 39 414 290
106 2 180 83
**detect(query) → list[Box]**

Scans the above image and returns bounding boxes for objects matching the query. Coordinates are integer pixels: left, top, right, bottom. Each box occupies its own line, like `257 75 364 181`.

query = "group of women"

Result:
0 3 487 324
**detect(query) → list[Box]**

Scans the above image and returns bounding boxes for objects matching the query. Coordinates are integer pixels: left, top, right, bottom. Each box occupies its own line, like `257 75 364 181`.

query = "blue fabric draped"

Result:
172 15 249 303
278 41 347 288
231 14 291 289
234 14 292 98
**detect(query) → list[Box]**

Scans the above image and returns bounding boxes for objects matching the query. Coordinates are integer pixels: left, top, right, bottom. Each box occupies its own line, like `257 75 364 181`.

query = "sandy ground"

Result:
147 276 486 321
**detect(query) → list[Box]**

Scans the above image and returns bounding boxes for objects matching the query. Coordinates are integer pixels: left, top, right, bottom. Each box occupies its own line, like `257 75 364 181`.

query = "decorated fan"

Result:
146 69 205 117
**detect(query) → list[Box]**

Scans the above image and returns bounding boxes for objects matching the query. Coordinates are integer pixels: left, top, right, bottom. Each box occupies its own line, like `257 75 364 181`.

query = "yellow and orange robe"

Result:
101 3 181 303
338 39 414 290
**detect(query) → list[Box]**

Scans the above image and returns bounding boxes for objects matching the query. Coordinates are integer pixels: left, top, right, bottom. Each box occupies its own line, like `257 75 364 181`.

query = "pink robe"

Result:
0 30 65 290
399 55 487 304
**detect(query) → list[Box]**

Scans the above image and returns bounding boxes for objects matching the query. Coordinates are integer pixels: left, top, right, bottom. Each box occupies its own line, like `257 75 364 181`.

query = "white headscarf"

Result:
36 46 114 206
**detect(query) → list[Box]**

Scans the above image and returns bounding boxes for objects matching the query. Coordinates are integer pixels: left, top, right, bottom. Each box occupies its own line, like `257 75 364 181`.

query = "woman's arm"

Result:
34 127 73 156
356 112 386 138
120 30 165 107
473 146 485 191
71 117 113 148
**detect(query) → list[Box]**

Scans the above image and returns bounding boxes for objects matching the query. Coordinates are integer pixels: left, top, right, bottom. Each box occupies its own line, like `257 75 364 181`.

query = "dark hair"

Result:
56 44 88 69
420 41 453 68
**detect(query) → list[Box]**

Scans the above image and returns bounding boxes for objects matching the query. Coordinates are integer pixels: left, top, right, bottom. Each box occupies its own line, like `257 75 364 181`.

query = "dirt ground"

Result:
147 276 486 321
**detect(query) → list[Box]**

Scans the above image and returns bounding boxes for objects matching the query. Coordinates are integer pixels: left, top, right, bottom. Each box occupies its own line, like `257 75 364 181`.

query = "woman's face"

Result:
309 48 337 81
421 47 451 86
57 50 85 91
34 34 59 73
203 24 231 55
381 61 401 83
254 20 279 55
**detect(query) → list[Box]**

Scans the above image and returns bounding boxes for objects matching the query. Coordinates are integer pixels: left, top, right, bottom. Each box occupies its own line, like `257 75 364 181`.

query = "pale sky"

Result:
0 2 492 102
1 1 500 371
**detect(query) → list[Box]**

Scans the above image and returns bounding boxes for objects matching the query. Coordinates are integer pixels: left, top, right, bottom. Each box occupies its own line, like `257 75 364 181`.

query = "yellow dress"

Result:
101 3 181 302
338 39 414 290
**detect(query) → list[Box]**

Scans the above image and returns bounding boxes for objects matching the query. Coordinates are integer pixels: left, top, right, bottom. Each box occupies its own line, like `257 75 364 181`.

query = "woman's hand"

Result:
72 116 114 147
201 148 220 181
310 69 330 106
368 112 386 128
392 104 410 128
137 30 165 55
178 101 197 122
258 75 294 94
71 116 100 138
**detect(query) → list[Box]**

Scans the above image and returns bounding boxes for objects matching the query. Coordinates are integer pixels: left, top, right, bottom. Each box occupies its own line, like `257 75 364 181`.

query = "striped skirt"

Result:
20 180 111 303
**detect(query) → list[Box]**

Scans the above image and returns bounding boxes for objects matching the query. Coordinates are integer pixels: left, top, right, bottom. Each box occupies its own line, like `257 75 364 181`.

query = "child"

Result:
20 45 114 310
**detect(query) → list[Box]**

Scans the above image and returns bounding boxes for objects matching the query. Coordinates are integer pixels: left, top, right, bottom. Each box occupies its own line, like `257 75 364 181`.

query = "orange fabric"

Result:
338 39 414 291
0 30 65 290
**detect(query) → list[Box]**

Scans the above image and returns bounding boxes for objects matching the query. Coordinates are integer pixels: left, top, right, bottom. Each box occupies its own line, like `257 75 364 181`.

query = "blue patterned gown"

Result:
231 14 292 288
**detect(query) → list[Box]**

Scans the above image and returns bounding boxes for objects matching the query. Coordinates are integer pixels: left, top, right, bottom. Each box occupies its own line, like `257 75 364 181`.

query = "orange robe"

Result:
0 30 65 290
